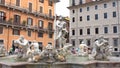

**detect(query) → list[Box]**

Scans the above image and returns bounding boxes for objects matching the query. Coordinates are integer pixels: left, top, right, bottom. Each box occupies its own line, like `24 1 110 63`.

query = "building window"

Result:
72 10 75 14
104 13 107 19
79 39 83 44
95 28 99 34
39 0 44 3
113 26 117 33
13 29 20 35
87 28 90 35
14 15 21 25
95 14 98 20
38 42 43 51
86 39 91 46
72 29 75 35
80 29 83 35
48 22 53 30
28 30 31 37
49 34 53 38
114 48 118 51
38 20 44 28
40 6 43 13
95 5 98 10
38 32 43 37
48 0 53 6
80 16 82 21
28 41 31 45
80 8 82 12
112 2 116 7
104 3 107 8
29 3 32 12
49 9 52 17
79 0 82 4
113 11 116 17
16 0 20 6
113 38 118 46
104 27 108 34
0 0 5 4
27 18 33 26
72 0 75 6
87 7 89 11
87 15 90 21
72 17 75 22
0 27 3 34
48 42 52 45
0 40 4 46
71 39 75 46
0 11 6 22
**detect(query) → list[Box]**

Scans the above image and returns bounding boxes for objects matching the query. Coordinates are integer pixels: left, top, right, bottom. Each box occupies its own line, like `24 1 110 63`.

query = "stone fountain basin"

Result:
0 55 120 68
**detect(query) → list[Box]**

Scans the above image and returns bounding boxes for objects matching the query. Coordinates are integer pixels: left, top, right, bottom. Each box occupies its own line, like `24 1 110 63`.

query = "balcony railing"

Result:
0 20 46 32
0 2 5 6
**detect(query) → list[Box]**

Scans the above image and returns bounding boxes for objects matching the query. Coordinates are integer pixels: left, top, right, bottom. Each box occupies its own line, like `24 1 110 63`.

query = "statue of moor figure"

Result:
90 36 112 60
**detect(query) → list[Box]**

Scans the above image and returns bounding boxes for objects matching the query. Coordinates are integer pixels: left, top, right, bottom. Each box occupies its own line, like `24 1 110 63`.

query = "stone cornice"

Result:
68 0 111 9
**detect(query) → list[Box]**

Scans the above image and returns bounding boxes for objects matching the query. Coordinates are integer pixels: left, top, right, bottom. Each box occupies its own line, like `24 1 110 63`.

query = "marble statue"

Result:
89 36 112 60
12 35 71 63
40 43 59 63
27 40 41 62
32 43 72 63
56 16 68 48
14 35 29 59
78 41 88 56
0 45 6 57
57 44 73 61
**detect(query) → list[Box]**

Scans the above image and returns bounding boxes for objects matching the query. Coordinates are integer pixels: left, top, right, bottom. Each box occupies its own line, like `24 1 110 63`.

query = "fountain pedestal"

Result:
0 61 120 68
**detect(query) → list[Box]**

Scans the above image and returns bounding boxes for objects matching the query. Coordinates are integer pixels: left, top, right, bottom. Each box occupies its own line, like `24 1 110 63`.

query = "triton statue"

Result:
14 35 29 59
89 36 112 60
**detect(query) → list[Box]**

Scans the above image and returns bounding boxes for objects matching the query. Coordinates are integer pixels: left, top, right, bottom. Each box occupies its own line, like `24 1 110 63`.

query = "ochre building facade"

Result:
0 0 59 51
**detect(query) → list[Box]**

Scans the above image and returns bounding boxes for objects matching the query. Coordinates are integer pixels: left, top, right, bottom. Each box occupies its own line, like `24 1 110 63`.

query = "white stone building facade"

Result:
68 0 120 56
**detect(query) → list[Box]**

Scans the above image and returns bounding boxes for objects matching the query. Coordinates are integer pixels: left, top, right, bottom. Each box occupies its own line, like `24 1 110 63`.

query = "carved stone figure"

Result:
40 44 58 63
14 35 29 59
0 45 6 57
78 41 88 56
56 16 68 48
32 43 72 63
90 36 112 60
57 44 73 61
27 40 41 62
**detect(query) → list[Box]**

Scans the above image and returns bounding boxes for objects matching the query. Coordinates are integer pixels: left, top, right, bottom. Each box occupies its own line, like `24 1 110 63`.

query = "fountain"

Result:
0 17 120 68
0 45 6 57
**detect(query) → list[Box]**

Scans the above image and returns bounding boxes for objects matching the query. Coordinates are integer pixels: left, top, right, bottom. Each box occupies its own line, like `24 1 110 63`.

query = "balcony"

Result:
0 20 46 32
0 2 5 6
45 14 54 20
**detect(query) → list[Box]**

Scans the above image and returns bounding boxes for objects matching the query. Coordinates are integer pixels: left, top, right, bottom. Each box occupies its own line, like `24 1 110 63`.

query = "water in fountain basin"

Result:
66 54 89 63
0 55 27 63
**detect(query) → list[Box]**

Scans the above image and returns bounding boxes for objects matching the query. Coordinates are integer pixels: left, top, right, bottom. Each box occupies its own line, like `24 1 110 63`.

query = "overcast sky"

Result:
56 0 69 17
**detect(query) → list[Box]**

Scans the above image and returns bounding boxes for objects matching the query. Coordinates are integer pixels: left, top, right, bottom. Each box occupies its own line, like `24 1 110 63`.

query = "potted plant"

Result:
22 20 26 26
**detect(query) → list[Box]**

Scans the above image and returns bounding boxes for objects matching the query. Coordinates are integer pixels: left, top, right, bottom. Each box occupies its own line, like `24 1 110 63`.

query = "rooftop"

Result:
68 0 111 9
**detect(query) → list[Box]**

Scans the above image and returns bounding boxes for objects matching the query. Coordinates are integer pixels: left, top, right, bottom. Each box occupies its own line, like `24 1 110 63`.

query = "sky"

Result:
56 0 69 17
